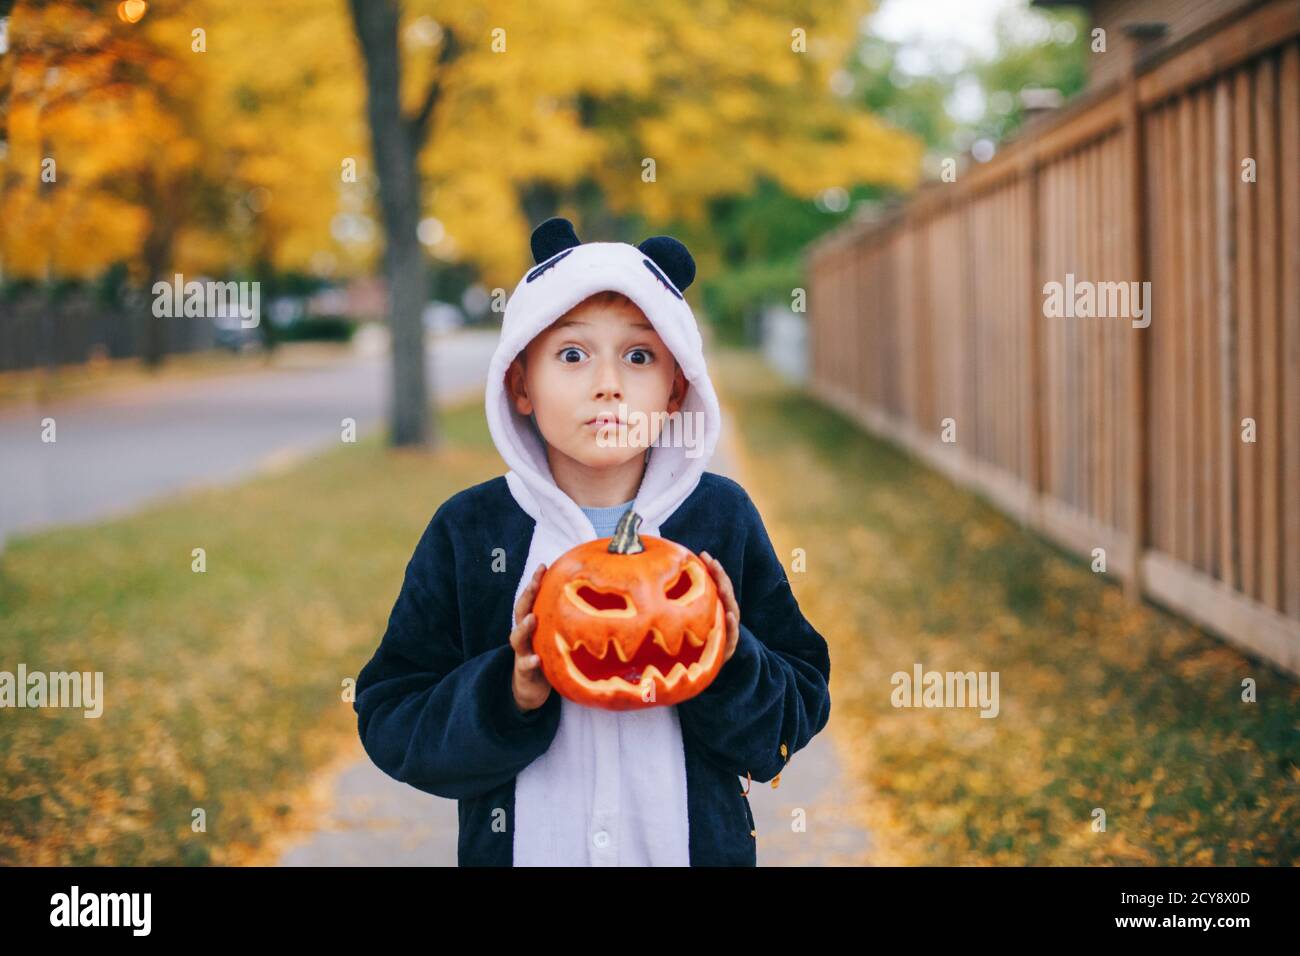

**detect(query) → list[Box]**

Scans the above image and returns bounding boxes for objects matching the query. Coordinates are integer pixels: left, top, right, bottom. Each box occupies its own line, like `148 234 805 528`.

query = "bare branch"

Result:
408 27 458 149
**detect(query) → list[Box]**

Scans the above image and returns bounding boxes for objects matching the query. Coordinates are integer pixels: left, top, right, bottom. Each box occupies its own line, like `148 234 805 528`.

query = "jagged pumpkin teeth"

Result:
531 509 726 711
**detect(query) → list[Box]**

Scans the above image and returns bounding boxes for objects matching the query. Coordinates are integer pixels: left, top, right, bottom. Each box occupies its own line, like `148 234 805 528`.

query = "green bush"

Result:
273 315 357 343
700 255 805 346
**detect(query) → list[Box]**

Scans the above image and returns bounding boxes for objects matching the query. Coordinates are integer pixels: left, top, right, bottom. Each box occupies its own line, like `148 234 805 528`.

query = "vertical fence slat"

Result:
1126 45 1151 592
1147 109 1165 558
1083 142 1096 524
1066 150 1080 512
1027 169 1043 493
1234 66 1259 601
1197 85 1219 580
1180 93 1199 569
1169 101 1188 567
1280 42 1300 619
1254 53 1281 612
1216 75 1240 590
1092 140 1107 529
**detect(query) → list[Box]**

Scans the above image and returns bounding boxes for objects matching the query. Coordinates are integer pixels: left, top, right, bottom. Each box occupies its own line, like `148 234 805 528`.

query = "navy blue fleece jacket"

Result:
353 470 831 865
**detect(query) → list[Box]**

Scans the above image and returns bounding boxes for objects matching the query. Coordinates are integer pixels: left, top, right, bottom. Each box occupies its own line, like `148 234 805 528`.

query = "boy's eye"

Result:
558 346 587 363
625 348 653 366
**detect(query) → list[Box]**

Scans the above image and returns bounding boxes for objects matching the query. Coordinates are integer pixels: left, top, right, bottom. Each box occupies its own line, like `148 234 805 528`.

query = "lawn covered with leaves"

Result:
0 398 499 864
716 349 1300 865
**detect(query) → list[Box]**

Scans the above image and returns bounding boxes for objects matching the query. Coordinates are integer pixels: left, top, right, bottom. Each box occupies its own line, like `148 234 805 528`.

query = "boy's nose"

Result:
593 361 623 400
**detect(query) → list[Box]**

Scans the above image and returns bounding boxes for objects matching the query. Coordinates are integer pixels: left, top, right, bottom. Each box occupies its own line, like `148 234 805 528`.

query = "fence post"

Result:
1026 156 1044 501
1122 26 1161 598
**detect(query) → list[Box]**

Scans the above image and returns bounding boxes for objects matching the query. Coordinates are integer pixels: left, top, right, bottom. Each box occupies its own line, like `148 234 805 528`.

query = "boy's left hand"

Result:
699 551 740 663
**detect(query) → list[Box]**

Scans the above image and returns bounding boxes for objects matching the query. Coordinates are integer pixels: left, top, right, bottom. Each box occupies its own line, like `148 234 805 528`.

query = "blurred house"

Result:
305 276 388 322
760 305 809 386
1034 0 1263 87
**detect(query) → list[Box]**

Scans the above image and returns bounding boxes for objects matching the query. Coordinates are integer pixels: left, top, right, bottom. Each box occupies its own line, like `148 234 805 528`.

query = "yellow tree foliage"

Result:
1 0 919 288
0 0 368 282
176 0 370 277
407 0 920 287
1 1 199 280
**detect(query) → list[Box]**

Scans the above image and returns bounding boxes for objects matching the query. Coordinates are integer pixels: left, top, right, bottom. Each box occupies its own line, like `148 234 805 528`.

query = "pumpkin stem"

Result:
608 508 645 554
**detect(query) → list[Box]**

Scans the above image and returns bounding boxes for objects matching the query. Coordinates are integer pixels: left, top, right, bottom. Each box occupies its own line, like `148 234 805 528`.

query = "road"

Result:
0 328 500 542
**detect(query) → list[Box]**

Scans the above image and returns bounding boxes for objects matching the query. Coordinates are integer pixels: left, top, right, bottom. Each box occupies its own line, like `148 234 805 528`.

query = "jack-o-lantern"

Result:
531 509 725 710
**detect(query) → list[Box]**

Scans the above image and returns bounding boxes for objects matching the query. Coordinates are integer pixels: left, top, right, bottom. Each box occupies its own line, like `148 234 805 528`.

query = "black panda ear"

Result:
637 236 695 292
530 217 582 264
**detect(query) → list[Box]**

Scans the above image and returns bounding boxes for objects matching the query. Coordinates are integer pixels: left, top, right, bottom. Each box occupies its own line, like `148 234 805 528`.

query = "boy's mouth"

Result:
584 413 623 427
551 602 724 694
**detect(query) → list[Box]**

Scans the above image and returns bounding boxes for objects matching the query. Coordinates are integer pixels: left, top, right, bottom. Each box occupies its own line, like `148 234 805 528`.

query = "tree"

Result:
1 0 368 366
1 0 203 365
346 0 920 449
4 0 919 436
346 0 454 448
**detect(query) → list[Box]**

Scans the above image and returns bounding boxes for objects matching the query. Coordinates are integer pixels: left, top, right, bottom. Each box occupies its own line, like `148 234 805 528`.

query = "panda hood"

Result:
485 216 722 544
483 216 721 865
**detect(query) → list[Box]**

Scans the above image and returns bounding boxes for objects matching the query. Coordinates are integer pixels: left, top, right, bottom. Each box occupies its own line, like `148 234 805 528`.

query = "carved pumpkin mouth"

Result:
554 601 724 696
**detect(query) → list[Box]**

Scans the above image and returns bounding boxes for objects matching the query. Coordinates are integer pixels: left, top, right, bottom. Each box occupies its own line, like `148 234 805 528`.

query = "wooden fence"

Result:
806 0 1300 678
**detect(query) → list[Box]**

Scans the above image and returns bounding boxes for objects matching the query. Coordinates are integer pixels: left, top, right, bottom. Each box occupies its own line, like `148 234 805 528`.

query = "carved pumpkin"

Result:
531 509 725 711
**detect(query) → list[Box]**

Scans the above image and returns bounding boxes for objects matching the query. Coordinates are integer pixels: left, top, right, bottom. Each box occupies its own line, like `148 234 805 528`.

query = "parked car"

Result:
211 309 261 352
422 301 464 335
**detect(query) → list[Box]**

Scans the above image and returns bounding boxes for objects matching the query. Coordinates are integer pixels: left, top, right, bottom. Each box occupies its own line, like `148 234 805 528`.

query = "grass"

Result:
2 348 1297 866
713 349 1300 865
0 397 499 865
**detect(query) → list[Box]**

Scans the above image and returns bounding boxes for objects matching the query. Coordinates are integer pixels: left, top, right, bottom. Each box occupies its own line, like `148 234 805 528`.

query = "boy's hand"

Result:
510 563 553 714
699 551 740 663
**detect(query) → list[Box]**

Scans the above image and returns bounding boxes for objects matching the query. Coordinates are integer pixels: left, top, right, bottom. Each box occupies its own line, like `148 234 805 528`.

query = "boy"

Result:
353 217 831 866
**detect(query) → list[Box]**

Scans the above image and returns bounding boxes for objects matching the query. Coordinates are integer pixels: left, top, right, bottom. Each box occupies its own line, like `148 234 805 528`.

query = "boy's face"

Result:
506 297 689 472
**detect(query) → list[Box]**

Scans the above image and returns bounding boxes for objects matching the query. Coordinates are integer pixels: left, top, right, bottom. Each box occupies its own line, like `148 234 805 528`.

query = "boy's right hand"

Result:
509 563 552 715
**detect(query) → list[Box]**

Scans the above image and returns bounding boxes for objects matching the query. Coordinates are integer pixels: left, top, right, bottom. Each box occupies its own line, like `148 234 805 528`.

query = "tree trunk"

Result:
348 0 433 448
140 171 176 371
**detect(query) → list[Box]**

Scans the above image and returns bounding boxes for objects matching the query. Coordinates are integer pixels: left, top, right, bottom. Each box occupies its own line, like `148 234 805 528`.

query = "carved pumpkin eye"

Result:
665 562 706 603
577 585 627 611
564 580 637 618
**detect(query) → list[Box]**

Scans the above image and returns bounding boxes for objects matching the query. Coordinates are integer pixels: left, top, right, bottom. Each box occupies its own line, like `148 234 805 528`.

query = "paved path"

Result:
0 328 500 542
712 409 873 866
279 368 872 866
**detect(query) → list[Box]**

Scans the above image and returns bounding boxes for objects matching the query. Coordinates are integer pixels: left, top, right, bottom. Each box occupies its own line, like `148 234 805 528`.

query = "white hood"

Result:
485 238 722 542
483 219 722 865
